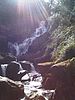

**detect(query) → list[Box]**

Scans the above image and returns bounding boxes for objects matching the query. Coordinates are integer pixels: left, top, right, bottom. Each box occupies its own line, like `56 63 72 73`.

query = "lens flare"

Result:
16 0 49 33
17 0 49 21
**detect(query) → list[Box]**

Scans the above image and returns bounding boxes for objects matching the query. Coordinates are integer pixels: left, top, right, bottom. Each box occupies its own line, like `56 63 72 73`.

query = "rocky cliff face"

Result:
37 57 75 100
0 76 25 100
0 1 75 63
17 14 75 63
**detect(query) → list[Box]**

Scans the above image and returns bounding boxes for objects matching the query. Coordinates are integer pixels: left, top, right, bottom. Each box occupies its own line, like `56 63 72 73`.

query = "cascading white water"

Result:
8 20 48 56
19 60 38 75
1 61 23 77
1 64 8 77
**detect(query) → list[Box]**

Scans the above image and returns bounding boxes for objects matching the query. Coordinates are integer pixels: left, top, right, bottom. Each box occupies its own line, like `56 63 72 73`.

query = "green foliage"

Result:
63 44 75 60
47 24 75 61
45 0 75 24
44 0 75 61
60 0 74 11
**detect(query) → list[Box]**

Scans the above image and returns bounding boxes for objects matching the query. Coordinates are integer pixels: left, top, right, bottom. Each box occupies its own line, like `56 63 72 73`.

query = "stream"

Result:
21 71 55 100
20 61 55 100
1 61 55 100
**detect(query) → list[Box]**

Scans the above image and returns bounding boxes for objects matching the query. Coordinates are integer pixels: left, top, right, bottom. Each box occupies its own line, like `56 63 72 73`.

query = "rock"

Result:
29 94 46 100
0 35 8 53
37 61 54 75
0 76 25 100
42 73 58 90
0 54 17 64
28 32 49 54
34 95 46 100
42 59 69 90
20 61 32 72
6 61 23 81
42 57 75 99
21 74 30 82
18 32 50 62
0 65 2 76
18 70 28 80
0 55 5 64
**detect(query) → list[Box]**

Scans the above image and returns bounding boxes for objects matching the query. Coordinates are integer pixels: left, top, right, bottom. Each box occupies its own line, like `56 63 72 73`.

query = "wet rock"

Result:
6 61 23 81
28 90 55 100
29 94 46 100
0 65 2 76
37 95 46 100
21 73 30 82
20 61 32 72
18 70 28 80
0 76 25 100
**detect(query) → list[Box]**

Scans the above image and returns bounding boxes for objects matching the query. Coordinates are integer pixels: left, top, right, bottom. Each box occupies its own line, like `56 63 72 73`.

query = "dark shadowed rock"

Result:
42 57 75 100
20 61 32 72
0 76 25 100
18 32 51 63
0 36 8 53
37 61 54 75
18 70 28 78
6 61 23 81
28 32 49 54
2 55 16 64
42 60 69 90
29 94 46 100
0 65 2 76
0 54 17 64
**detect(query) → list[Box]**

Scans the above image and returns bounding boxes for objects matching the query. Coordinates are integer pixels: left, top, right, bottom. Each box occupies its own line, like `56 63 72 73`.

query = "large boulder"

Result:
0 76 25 100
41 59 69 90
20 61 33 73
6 61 23 81
41 57 75 99
37 61 54 75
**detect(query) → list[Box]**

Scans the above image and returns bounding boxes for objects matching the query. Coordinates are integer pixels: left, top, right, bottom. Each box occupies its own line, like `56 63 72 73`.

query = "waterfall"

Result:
1 64 8 77
1 61 23 77
8 20 48 56
30 63 37 73
20 61 36 73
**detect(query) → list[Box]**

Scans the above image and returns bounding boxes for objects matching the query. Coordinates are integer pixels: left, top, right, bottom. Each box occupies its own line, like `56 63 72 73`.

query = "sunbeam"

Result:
16 0 49 33
44 0 50 2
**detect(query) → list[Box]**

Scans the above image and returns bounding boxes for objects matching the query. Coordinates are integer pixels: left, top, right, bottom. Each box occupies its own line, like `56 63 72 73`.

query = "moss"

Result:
63 44 75 60
49 25 75 61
